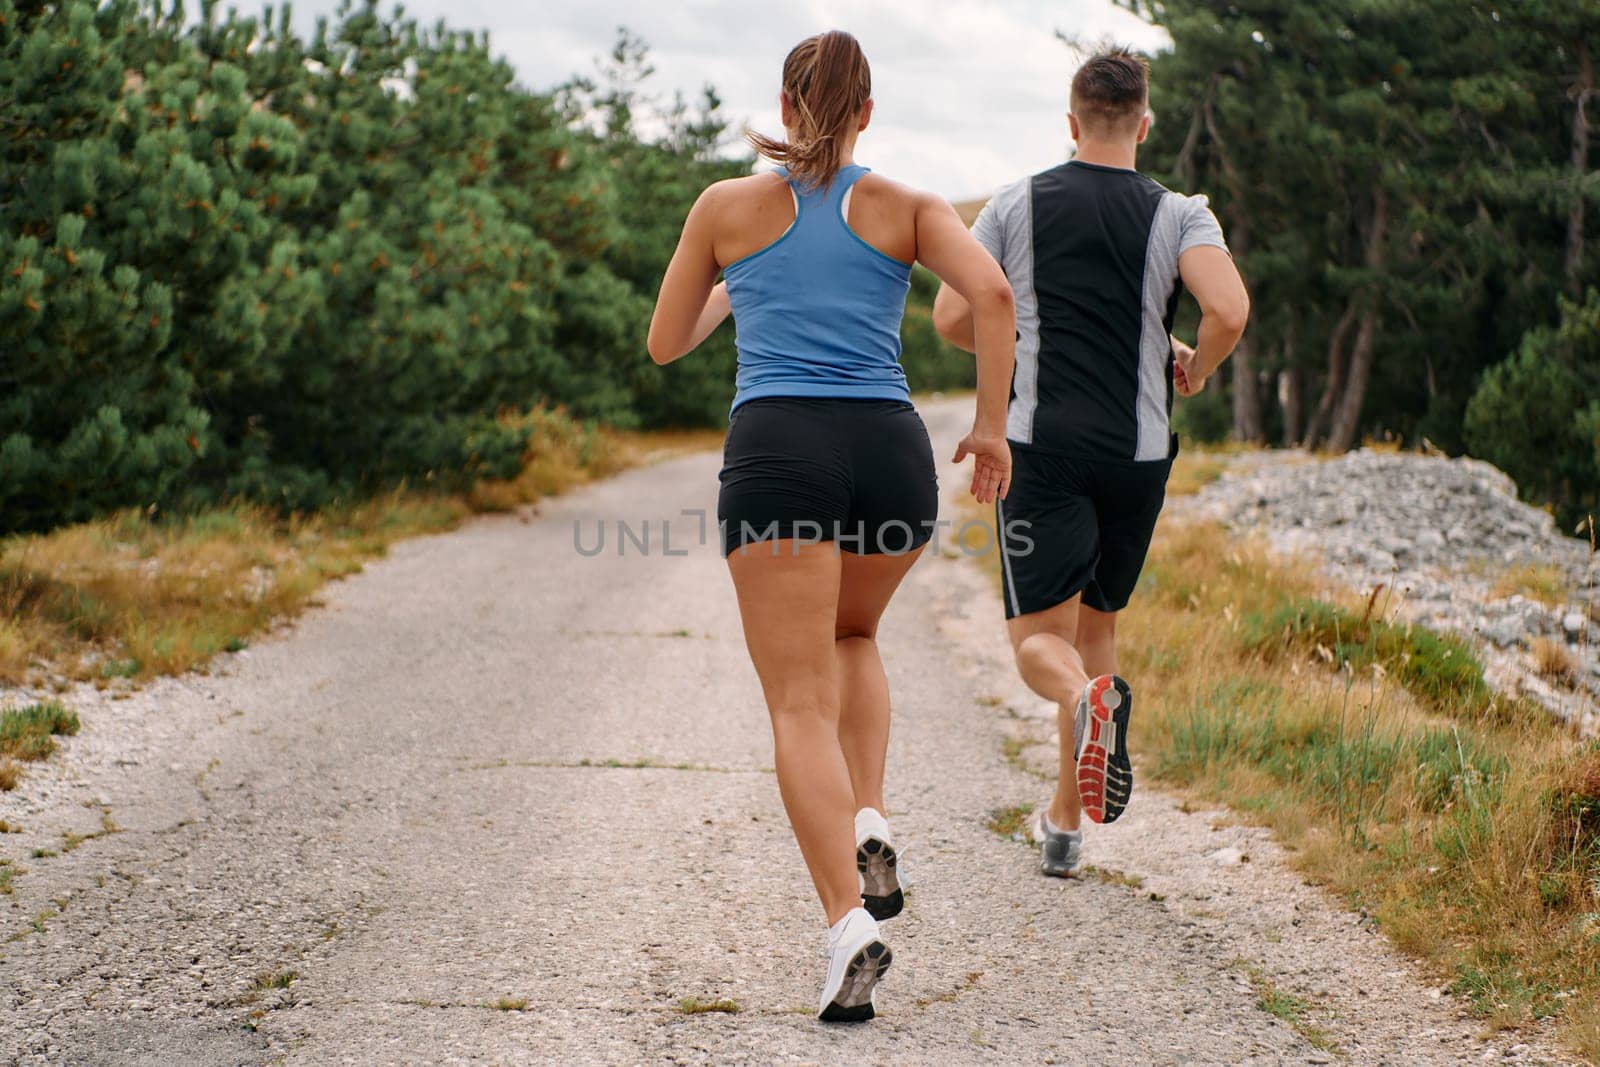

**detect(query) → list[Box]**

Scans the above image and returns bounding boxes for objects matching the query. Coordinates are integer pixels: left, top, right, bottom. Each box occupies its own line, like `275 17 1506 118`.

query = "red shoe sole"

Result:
1076 675 1133 824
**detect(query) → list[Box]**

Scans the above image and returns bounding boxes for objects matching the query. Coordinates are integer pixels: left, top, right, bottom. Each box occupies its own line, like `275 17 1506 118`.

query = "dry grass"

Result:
489 996 529 1012
1490 562 1572 607
677 996 740 1015
986 802 1034 839
615 428 728 464
952 198 988 226
1532 637 1581 686
962 450 1600 1059
0 409 636 686
1166 453 1231 497
1125 522 1595 1050
465 408 630 512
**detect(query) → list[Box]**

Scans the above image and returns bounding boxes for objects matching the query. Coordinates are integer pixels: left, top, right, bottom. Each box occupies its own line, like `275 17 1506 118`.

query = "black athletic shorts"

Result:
718 397 938 557
995 439 1175 618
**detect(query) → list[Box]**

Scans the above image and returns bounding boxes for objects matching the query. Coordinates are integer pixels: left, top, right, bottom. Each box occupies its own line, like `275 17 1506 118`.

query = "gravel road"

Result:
0 399 1576 1065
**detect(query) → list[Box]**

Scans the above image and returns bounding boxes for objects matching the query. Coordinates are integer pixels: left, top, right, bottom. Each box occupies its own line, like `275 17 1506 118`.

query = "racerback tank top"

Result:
724 165 914 412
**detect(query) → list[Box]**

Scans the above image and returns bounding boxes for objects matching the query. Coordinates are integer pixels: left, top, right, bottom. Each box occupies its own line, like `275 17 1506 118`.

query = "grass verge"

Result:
0 409 649 688
963 451 1600 1059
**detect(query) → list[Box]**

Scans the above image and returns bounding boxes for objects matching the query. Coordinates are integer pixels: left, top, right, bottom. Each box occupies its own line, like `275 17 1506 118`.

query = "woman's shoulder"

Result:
851 171 943 217
851 171 934 206
698 171 790 208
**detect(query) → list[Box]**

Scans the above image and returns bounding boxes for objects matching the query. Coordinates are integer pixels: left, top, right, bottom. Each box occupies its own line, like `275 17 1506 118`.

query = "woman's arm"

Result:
648 186 728 365
913 193 1016 502
682 283 731 353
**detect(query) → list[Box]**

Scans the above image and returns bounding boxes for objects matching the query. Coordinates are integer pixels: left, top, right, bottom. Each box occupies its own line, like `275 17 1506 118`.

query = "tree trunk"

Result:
1279 368 1301 447
1199 92 1263 443
1302 302 1357 449
1230 336 1263 443
1173 84 1209 188
1326 308 1379 452
1278 321 1300 447
1226 223 1263 442
1326 185 1388 453
1567 40 1593 297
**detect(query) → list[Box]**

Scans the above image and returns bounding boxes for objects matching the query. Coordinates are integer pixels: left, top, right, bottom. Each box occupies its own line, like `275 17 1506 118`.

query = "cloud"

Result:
287 0 1168 198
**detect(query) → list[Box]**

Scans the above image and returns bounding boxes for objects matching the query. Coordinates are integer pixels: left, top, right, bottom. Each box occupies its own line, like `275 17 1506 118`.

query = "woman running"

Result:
647 29 1016 1022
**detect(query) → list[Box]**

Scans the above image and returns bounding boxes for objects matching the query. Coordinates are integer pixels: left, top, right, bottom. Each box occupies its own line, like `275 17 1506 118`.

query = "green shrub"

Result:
1172 386 1233 446
901 267 977 393
0 6 743 531
1465 290 1600 530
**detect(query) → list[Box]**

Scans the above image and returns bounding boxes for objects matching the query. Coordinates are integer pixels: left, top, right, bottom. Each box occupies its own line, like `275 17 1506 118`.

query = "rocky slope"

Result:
1183 448 1599 733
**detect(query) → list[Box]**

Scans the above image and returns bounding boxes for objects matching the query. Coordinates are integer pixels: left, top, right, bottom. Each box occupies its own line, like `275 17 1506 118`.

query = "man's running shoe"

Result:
1027 808 1083 877
1075 674 1134 824
818 907 892 1022
854 808 903 921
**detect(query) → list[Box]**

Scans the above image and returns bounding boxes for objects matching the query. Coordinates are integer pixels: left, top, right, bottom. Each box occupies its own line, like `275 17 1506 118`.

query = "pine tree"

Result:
0 0 205 530
1117 0 1600 460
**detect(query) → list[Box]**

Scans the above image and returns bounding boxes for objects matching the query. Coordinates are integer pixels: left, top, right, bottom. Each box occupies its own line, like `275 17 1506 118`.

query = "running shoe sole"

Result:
819 939 893 1023
1076 675 1133 824
857 837 903 921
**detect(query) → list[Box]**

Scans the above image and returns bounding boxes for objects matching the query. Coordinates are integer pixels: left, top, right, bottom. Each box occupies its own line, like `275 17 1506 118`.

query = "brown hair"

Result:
746 31 872 188
1070 47 1149 134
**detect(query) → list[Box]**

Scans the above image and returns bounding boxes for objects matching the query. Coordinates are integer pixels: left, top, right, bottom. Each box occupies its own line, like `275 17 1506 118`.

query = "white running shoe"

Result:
1028 808 1084 878
818 906 892 1022
854 808 904 920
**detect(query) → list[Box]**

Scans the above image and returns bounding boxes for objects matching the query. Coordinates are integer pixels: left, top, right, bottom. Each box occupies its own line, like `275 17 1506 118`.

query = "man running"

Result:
932 46 1249 876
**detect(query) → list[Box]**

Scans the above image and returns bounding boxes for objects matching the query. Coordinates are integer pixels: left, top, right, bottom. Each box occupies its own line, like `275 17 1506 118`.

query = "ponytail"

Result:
746 30 872 189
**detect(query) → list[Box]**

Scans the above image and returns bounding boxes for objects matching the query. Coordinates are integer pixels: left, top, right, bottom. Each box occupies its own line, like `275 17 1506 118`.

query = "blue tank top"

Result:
724 165 914 412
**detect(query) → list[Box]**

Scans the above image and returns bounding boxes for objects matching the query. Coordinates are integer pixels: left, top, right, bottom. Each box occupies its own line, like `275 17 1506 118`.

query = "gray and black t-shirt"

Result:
972 160 1229 462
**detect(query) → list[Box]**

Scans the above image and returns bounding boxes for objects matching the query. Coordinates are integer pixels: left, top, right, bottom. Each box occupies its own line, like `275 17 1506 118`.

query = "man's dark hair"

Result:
1070 47 1149 134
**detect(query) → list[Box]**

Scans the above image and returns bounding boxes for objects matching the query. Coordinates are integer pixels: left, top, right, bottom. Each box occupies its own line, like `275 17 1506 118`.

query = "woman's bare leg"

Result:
834 547 925 816
727 541 857 924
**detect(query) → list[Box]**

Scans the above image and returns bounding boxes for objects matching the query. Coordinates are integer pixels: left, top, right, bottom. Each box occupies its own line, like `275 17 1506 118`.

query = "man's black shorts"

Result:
718 397 938 557
995 439 1175 618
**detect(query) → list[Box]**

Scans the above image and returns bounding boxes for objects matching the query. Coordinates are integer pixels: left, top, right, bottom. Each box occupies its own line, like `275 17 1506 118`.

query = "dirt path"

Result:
0 400 1574 1065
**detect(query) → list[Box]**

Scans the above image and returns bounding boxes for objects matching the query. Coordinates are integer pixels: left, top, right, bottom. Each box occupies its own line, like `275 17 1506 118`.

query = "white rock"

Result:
1480 619 1524 648
1185 448 1598 734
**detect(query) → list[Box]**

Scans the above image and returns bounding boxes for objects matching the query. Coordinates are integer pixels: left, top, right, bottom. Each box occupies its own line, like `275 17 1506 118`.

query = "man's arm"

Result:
1174 245 1249 393
933 284 976 352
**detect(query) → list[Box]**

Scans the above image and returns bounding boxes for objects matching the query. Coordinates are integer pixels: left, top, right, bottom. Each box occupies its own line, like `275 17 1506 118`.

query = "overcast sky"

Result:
288 0 1168 201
